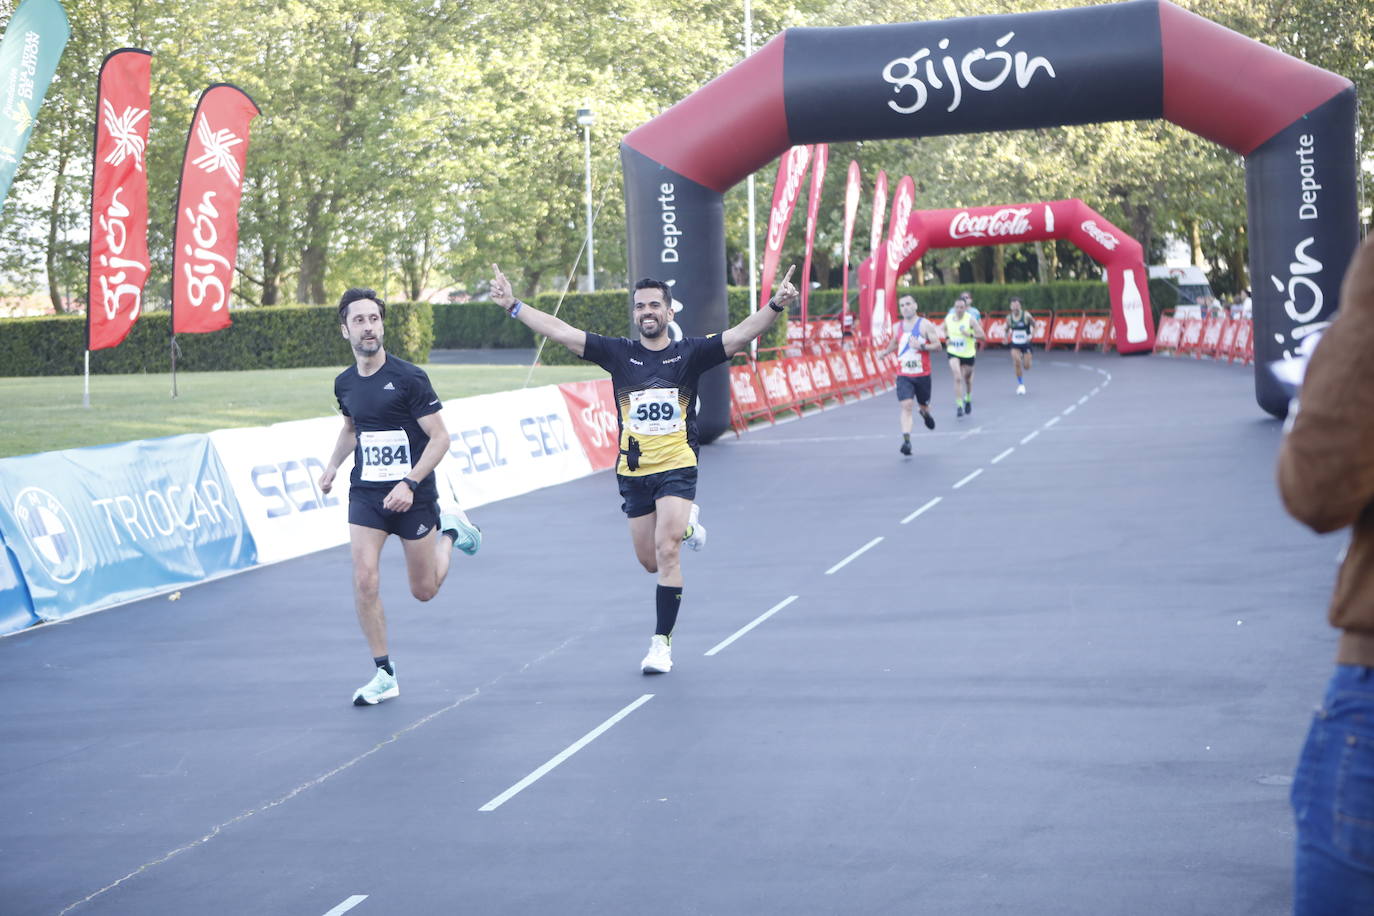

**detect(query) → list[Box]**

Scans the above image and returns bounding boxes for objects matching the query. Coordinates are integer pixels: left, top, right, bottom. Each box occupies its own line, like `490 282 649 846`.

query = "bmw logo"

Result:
13 487 84 585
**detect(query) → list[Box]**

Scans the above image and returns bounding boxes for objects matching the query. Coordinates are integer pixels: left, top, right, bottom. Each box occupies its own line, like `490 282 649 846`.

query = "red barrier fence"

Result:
1151 310 1252 365
728 342 896 434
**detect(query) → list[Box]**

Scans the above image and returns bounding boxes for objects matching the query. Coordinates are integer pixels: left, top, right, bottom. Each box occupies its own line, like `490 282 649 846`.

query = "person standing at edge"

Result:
1006 296 1035 395
489 263 800 674
1277 235 1374 914
945 294 986 418
876 294 942 455
320 288 482 706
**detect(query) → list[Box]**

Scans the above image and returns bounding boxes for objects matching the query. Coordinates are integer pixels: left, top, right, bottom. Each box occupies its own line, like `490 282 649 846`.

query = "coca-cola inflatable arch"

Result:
856 199 1151 350
621 0 1356 440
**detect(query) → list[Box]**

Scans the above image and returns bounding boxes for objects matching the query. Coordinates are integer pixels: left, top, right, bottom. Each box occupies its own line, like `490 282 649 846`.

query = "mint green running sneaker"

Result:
440 508 482 556
353 665 399 706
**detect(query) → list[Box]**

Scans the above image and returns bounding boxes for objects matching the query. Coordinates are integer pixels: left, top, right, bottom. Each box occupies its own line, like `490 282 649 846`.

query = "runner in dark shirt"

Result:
320 288 481 706
489 263 799 675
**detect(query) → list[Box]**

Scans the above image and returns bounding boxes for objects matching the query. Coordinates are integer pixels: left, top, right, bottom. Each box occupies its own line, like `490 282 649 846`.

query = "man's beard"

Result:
353 335 381 356
638 318 666 339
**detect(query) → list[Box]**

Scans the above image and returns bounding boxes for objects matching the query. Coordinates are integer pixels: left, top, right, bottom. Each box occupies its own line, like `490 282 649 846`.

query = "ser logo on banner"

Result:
13 487 83 585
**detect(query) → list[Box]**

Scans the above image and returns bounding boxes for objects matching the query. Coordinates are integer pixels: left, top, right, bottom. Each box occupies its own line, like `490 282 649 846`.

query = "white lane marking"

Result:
826 537 884 575
1078 395 1089 405
1091 387 1100 395
959 424 983 440
991 447 1014 464
901 496 942 525
953 468 984 489
1020 430 1040 445
1044 416 1061 429
705 596 799 656
323 897 368 916
1063 404 1077 415
479 694 655 812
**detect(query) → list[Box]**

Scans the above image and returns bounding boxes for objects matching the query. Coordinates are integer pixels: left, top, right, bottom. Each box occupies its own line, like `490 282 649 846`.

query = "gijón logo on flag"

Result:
171 83 260 334
87 48 151 351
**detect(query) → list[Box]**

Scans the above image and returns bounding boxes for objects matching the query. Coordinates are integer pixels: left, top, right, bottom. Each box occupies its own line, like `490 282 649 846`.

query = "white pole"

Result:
745 0 758 357
83 350 90 408
583 118 596 292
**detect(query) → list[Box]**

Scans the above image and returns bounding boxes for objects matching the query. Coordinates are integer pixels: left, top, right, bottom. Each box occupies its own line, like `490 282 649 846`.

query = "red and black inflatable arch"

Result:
621 0 1356 440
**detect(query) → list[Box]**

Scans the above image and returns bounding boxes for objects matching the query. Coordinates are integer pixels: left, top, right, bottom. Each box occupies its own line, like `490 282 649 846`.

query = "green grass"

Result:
1 362 607 458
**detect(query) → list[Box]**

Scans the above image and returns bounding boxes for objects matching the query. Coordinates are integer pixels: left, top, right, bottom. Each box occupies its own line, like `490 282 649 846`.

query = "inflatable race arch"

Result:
857 198 1151 349
620 0 1357 441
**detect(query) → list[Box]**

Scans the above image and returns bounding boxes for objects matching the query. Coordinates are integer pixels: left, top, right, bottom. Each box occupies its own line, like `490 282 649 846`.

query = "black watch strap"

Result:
402 477 419 491
768 299 784 312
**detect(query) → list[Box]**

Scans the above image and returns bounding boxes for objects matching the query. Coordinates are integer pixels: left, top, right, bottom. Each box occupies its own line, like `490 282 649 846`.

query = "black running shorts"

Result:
348 486 440 540
617 467 698 518
951 354 976 367
895 375 932 405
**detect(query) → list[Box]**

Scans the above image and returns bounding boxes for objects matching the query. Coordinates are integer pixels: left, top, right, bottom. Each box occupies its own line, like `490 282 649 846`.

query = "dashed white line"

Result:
901 496 942 524
1020 430 1040 445
1078 395 1089 405
479 694 655 812
1091 387 1101 395
826 537 884 575
705 596 799 656
1063 404 1077 415
1044 416 1061 428
323 897 368 916
959 424 983 440
991 447 1014 464
953 468 984 489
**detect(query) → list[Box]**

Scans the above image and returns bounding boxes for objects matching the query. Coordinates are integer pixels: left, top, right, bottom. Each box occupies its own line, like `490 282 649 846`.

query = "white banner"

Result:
211 385 597 566
209 416 351 564
435 385 595 510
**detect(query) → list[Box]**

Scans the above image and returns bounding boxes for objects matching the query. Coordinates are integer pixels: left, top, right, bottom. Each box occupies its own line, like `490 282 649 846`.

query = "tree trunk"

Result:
1034 241 1047 283
1191 220 1203 266
993 245 1006 284
46 138 71 314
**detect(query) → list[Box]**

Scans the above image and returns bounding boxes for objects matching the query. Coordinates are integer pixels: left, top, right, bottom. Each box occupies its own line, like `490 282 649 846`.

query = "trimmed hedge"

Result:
0 302 433 377
432 302 534 349
1 278 1177 377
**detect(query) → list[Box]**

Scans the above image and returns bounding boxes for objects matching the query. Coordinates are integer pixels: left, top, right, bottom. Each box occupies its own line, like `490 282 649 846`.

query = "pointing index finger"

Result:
780 264 796 286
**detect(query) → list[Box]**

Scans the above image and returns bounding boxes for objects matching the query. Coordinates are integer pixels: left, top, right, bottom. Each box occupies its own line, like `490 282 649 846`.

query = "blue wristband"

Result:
507 300 523 318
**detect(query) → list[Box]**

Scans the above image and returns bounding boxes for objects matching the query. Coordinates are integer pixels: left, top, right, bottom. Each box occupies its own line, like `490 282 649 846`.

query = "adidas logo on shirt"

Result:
383 382 396 390
416 523 429 536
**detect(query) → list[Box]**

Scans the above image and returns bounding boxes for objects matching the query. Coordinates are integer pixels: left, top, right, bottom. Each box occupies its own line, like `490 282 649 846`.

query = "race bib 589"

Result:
627 388 683 436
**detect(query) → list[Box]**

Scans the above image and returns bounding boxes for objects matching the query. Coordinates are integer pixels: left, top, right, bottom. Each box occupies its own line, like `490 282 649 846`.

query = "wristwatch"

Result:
768 298 784 313
401 477 419 491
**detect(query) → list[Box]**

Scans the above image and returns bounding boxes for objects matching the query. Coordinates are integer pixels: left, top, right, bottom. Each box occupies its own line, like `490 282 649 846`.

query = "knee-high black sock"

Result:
655 585 682 638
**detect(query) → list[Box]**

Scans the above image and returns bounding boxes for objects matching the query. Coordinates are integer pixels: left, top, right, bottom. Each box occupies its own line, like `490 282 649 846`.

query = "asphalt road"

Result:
0 350 1337 916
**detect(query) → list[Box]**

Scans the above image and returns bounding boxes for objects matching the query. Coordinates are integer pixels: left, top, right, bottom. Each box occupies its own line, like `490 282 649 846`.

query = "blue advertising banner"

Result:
0 435 257 622
0 0 70 212
0 539 37 635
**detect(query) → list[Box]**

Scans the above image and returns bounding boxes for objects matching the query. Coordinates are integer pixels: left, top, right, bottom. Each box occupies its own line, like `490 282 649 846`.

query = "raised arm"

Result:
489 263 588 358
721 264 800 358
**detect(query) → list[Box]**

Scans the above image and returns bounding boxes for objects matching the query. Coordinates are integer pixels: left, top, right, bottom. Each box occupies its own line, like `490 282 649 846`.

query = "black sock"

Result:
655 585 681 638
903 432 911 442
373 654 393 675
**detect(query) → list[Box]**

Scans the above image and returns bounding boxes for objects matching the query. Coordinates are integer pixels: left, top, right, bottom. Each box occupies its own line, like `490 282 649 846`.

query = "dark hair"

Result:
632 278 672 306
1009 297 1023 306
338 288 384 325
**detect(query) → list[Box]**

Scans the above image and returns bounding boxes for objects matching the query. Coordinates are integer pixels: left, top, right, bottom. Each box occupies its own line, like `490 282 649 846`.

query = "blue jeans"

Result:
1292 665 1374 914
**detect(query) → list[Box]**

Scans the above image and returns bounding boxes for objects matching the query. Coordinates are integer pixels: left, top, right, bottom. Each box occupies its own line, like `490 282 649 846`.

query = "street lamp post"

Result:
576 105 596 292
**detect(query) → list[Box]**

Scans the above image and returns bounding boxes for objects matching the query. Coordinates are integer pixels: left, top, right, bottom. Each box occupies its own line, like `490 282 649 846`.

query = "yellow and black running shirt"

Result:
581 333 728 477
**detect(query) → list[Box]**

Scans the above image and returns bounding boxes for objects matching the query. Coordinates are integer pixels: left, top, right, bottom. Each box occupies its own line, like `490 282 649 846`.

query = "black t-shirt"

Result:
334 355 442 500
580 333 728 476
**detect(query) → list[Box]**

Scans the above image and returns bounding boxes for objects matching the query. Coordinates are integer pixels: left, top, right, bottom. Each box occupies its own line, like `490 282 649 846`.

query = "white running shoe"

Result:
1016 384 1026 395
641 635 672 674
352 665 399 706
682 504 707 552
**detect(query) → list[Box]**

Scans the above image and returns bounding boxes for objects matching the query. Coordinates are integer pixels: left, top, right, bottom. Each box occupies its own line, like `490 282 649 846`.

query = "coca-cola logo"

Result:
766 147 810 251
730 370 759 403
1082 317 1108 337
1053 319 1079 338
1080 220 1118 251
948 207 1031 240
886 184 915 271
